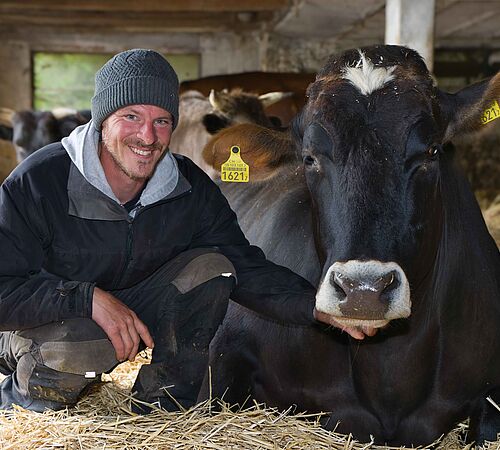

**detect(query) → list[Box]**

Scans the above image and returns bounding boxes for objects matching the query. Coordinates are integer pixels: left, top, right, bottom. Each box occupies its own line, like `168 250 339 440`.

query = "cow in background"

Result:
201 45 500 446
0 108 16 182
10 108 91 162
0 108 14 142
180 71 314 126
170 89 288 178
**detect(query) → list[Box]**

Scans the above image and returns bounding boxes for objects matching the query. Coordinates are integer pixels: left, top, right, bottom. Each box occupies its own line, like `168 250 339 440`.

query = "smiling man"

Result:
0 49 351 414
101 105 172 182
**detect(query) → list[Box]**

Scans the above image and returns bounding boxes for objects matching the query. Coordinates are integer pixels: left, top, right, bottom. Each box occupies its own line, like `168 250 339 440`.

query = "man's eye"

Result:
125 114 137 120
155 119 172 127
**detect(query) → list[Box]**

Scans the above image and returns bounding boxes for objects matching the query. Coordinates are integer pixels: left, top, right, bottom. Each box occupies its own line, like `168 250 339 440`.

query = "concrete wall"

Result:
0 27 342 112
262 34 370 73
0 30 201 110
200 32 264 75
1 26 495 110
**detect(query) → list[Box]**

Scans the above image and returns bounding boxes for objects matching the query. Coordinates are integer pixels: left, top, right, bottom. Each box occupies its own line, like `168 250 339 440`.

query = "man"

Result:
0 49 363 414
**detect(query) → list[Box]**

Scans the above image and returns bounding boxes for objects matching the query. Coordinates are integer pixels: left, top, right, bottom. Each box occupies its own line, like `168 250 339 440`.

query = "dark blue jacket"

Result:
0 143 316 331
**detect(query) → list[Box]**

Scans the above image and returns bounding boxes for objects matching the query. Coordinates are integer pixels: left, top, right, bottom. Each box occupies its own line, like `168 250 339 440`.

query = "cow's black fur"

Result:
203 45 500 446
11 109 91 162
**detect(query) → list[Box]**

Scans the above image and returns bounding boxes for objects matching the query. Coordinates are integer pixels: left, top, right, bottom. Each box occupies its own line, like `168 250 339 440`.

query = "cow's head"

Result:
293 45 500 335
12 109 90 162
203 89 288 134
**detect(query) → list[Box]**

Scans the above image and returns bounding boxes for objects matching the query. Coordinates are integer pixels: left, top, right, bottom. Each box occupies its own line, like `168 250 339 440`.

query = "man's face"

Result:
100 104 174 181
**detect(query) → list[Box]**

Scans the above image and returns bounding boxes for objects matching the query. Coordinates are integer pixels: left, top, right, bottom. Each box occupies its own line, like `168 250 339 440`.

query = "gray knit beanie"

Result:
91 49 179 131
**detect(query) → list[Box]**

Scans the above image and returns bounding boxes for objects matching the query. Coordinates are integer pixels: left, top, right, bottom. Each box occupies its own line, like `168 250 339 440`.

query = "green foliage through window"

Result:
34 52 199 111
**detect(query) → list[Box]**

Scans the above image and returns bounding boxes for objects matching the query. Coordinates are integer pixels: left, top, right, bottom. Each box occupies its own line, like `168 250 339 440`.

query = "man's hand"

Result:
313 308 378 340
92 287 154 361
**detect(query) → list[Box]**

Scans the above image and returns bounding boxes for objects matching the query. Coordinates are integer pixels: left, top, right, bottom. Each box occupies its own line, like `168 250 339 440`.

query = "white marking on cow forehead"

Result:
342 51 396 96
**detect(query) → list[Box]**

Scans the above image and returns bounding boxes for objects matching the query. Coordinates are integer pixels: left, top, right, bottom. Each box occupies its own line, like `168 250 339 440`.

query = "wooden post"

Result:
0 40 32 110
385 0 436 71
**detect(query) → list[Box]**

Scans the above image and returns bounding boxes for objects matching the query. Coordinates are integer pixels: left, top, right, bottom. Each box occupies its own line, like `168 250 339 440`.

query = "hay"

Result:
0 352 498 449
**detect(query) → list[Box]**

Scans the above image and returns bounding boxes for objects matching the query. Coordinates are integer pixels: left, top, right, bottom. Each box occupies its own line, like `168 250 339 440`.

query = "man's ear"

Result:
439 72 500 142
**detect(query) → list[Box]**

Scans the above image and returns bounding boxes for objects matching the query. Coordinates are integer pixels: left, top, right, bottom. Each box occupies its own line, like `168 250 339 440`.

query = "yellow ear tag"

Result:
481 100 500 125
221 146 249 183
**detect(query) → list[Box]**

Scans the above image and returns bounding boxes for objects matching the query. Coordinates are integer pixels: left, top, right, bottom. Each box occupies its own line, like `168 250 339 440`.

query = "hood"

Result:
62 120 179 207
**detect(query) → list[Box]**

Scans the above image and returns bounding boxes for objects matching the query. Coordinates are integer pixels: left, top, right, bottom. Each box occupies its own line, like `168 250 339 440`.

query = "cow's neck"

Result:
417 159 500 337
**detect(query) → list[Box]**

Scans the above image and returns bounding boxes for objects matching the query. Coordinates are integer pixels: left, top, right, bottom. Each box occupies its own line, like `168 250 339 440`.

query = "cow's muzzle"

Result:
315 260 411 328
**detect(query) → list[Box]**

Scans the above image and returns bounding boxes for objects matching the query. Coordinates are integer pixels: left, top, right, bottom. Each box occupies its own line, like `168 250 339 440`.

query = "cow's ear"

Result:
208 89 230 111
258 91 293 108
440 72 500 142
0 107 14 128
0 107 14 141
202 123 295 181
203 114 230 134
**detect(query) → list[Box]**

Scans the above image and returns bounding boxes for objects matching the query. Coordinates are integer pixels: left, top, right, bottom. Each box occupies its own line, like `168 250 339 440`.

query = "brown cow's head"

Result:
203 89 287 134
292 45 499 334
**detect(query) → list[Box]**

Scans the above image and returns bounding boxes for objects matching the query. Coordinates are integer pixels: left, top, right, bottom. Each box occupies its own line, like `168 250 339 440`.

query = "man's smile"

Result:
129 146 155 157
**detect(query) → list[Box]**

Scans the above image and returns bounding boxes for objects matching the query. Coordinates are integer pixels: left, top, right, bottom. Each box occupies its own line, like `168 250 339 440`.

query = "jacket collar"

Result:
67 163 192 221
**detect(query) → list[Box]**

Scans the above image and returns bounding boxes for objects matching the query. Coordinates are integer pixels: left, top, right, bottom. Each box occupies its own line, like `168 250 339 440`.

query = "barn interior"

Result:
1 0 498 217
0 1 499 448
0 0 499 109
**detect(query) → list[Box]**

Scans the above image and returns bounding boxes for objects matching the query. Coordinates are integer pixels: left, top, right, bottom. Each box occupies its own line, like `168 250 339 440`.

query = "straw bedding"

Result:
0 352 498 449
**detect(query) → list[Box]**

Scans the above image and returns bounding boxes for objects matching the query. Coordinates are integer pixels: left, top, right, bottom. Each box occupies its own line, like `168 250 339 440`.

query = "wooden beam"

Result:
0 10 275 33
0 0 289 13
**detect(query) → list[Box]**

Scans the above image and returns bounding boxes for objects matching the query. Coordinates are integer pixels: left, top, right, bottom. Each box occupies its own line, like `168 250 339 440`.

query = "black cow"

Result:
11 108 91 162
201 45 500 446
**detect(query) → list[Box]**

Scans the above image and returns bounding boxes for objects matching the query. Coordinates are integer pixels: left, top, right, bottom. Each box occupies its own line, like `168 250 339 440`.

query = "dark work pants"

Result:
0 248 235 412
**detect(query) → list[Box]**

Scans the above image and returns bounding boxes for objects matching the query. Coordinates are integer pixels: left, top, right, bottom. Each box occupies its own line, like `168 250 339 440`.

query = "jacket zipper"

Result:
116 218 134 283
114 189 192 284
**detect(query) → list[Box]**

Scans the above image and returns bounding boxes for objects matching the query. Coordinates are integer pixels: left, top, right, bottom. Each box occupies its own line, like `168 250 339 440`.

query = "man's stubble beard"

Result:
102 139 163 182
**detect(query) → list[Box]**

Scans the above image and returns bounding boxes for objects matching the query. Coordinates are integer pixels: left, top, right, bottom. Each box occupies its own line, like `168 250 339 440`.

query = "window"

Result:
33 52 199 110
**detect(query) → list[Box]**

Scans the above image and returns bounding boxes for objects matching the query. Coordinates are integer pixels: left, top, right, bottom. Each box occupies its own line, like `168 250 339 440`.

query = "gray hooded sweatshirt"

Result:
62 120 179 216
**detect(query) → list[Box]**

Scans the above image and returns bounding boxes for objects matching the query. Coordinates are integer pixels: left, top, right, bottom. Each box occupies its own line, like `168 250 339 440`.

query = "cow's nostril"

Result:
331 271 347 300
380 271 400 300
374 270 395 290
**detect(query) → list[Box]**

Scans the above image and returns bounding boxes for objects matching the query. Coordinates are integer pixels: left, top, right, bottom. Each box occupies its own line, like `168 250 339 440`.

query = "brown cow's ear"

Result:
0 107 15 128
202 123 296 181
258 92 293 108
440 72 500 142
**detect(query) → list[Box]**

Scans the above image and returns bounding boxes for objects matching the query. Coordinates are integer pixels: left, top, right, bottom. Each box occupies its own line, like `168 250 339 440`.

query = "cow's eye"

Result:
427 144 441 158
303 155 317 166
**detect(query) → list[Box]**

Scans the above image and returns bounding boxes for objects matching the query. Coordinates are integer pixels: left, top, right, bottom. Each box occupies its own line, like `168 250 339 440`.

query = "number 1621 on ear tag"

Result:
221 146 249 183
